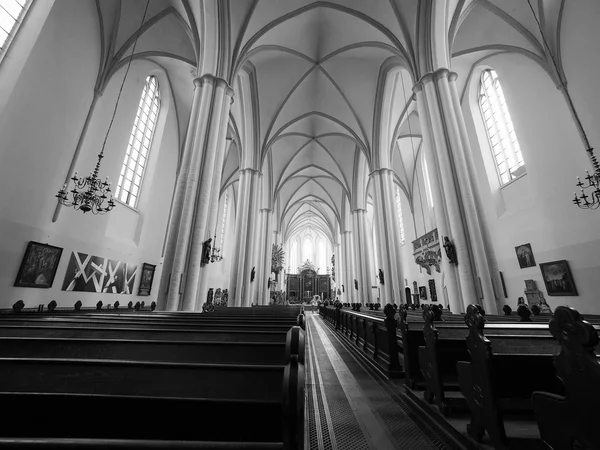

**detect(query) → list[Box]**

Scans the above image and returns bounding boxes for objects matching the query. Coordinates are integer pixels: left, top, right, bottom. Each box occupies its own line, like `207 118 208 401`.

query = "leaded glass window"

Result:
115 75 160 208
479 69 526 185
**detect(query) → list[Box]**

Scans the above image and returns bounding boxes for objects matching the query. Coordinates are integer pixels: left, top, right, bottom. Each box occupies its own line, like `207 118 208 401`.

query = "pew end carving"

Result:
457 304 508 449
533 306 600 450
418 305 448 415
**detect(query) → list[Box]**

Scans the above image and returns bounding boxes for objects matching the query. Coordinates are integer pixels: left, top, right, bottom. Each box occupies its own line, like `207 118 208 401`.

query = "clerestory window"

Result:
479 69 526 186
220 191 228 251
395 185 405 245
115 75 160 208
0 0 32 63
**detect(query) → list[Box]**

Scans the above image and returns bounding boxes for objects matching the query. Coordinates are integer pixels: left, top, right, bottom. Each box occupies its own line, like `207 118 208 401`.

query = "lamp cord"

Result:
526 0 591 150
99 0 151 156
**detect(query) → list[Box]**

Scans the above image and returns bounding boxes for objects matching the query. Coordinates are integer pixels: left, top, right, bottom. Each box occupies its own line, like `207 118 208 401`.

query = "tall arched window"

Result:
115 75 160 208
290 240 299 272
302 236 313 263
479 69 526 186
0 0 32 63
395 185 405 245
316 237 327 272
219 191 228 252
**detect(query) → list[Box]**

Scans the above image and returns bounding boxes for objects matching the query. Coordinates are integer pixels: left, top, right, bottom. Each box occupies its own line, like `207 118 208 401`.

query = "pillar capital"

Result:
341 230 352 235
260 208 272 213
193 74 234 94
352 208 367 214
369 167 393 177
413 68 458 93
238 168 261 176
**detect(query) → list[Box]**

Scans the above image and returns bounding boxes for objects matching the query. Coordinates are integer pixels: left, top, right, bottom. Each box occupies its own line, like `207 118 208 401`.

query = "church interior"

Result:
1 0 599 449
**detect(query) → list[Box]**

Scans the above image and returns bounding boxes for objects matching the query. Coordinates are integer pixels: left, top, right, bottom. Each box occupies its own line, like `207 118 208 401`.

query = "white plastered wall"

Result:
0 0 179 309
461 45 600 313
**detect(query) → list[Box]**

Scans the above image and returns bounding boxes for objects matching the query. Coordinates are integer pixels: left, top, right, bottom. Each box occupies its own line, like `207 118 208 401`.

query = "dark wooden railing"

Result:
319 304 402 377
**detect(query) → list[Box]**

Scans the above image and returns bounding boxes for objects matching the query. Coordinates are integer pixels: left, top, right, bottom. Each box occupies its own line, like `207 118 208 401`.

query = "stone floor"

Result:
304 313 463 450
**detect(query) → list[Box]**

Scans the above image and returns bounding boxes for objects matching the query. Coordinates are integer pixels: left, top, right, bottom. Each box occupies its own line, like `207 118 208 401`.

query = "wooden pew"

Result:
532 306 600 450
0 325 290 342
0 317 295 331
319 304 401 378
0 337 286 364
456 305 566 449
0 318 305 449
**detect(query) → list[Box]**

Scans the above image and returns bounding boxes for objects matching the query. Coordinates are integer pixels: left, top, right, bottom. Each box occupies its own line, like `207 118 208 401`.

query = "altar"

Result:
286 260 331 304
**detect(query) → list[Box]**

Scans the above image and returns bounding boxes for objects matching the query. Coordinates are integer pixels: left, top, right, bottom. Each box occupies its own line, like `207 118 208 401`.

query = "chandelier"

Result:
210 233 223 263
526 1 598 210
56 0 151 214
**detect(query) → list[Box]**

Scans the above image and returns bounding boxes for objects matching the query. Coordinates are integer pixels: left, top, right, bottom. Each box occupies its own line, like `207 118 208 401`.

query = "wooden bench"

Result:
0 317 295 331
0 324 291 342
319 304 401 378
0 314 305 450
0 337 287 364
532 306 600 450
456 304 568 449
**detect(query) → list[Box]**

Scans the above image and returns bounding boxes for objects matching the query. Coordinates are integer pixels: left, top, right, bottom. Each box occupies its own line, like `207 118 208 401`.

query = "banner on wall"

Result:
61 252 137 294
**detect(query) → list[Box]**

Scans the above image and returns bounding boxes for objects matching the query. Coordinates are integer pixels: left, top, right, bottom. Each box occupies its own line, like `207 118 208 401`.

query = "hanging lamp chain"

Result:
56 0 152 215
525 0 600 209
100 0 152 156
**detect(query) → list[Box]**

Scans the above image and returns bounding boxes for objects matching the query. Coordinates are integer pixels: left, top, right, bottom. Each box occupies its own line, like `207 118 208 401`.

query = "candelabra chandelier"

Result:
56 0 151 215
210 233 223 263
574 163 600 209
56 157 115 214
526 0 598 210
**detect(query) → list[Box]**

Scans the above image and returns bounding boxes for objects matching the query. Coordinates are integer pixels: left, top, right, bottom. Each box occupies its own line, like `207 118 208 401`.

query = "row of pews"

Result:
0 305 306 449
320 302 600 450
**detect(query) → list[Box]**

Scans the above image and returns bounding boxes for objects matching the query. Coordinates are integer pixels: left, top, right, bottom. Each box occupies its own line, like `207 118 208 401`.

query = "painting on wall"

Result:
428 279 437 302
419 286 427 300
539 260 578 296
14 241 63 288
515 243 536 268
138 263 156 296
61 252 137 294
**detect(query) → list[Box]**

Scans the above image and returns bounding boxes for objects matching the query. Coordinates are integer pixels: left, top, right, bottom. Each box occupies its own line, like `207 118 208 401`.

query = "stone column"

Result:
414 71 478 312
447 72 503 314
370 169 405 305
163 75 215 311
194 138 234 310
256 208 274 305
228 169 261 307
354 209 375 304
182 78 234 311
333 242 342 300
341 230 354 303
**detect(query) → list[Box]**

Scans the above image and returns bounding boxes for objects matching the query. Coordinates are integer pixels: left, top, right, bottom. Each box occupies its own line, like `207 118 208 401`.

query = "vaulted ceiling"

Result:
90 0 566 248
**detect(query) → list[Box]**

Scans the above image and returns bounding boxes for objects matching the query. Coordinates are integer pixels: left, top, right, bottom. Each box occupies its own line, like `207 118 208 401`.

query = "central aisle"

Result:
304 312 451 450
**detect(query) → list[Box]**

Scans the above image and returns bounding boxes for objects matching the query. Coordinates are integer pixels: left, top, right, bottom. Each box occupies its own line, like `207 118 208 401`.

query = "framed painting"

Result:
138 263 156 296
14 241 63 288
515 243 536 268
419 286 427 300
539 260 578 296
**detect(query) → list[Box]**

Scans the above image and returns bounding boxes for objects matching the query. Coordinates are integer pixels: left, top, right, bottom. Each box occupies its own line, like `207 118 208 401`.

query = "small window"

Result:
115 75 160 208
395 185 405 245
0 0 31 61
219 191 228 251
422 157 434 208
479 69 526 186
